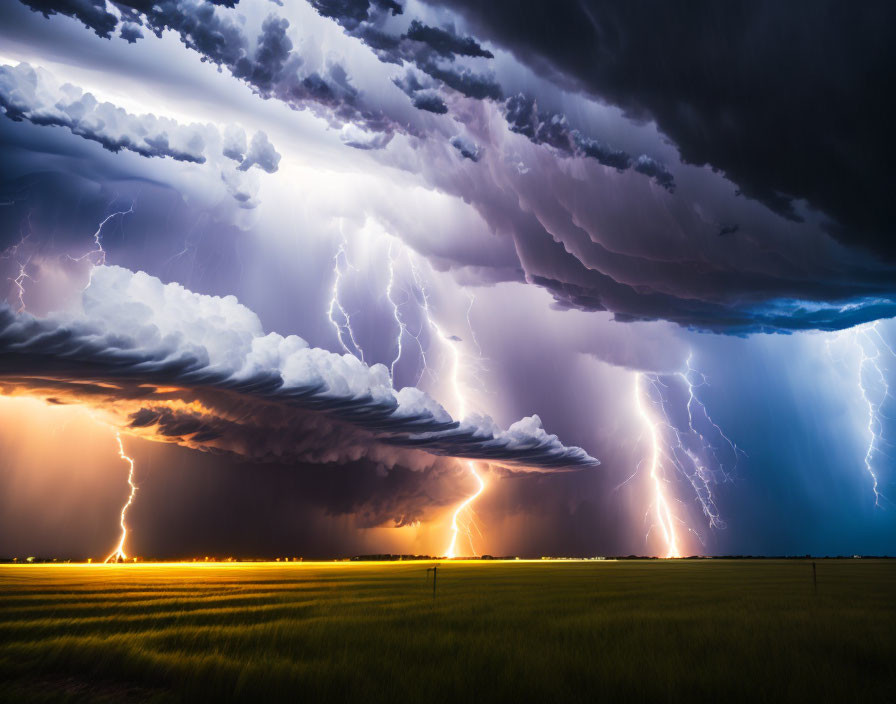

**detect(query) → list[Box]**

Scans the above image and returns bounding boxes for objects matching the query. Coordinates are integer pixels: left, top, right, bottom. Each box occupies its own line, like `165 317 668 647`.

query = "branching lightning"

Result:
10 257 34 313
104 432 138 563
327 234 366 362
323 222 488 556
439 323 486 559
633 354 743 556
634 373 681 558
74 204 135 267
407 253 486 557
3 233 34 313
384 239 409 379
828 322 895 508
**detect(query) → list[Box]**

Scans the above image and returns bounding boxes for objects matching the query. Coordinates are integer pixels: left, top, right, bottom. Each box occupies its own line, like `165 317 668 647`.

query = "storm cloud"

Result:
0 265 598 471
434 0 896 259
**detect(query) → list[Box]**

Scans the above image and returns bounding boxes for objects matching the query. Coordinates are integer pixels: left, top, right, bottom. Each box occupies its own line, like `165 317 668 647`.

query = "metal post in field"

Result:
426 564 437 600
812 561 817 595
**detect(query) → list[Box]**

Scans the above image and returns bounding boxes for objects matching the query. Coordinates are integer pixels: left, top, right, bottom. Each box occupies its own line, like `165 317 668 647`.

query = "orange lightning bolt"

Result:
438 317 485 559
104 432 137 563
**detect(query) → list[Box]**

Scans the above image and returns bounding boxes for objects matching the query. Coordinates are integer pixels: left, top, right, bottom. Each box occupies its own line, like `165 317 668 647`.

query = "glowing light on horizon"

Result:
104 432 137 563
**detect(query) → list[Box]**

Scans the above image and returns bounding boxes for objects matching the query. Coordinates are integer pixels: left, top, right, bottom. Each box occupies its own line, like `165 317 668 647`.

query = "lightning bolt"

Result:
633 354 743 556
327 232 366 362
635 373 681 558
829 322 895 507
10 258 34 313
75 204 135 267
465 291 483 358
441 329 486 559
322 223 487 556
2 233 34 312
104 432 137 563
384 238 409 380
405 254 486 557
409 266 486 558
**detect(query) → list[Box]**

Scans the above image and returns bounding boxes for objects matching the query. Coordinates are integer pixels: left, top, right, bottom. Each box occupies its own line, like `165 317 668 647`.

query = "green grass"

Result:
1 560 894 703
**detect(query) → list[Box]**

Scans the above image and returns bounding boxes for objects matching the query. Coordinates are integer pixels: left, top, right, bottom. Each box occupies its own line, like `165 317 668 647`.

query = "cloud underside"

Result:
0 266 598 471
5 0 896 335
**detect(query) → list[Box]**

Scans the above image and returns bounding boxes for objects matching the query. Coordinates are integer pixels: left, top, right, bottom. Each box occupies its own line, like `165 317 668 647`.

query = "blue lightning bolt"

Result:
841 323 894 508
825 322 896 508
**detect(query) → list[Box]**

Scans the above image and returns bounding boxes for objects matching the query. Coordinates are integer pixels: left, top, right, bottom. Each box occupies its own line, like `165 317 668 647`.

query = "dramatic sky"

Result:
1 0 894 559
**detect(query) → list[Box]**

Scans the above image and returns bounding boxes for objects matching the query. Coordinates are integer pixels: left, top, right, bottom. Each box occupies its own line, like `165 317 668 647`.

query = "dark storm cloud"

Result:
118 21 142 42
407 134 896 333
504 94 674 189
0 266 598 471
513 218 896 334
449 135 479 162
20 0 119 38
433 0 896 259
308 0 672 183
19 0 401 141
404 20 493 60
311 0 505 100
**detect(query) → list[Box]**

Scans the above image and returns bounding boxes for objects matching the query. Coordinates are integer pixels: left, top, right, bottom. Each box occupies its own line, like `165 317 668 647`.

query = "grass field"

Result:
1 560 894 703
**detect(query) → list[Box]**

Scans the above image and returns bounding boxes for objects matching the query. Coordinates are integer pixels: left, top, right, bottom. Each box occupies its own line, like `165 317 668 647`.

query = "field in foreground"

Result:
1 560 894 703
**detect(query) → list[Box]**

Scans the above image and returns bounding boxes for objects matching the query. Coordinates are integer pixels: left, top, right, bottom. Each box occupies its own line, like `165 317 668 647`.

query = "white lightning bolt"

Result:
10 258 34 313
634 373 681 558
826 322 894 508
384 238 409 380
75 204 135 267
327 233 366 362
679 354 744 476
3 234 34 312
104 432 137 563
852 323 893 507
633 354 742 555
406 255 486 557
321 225 488 556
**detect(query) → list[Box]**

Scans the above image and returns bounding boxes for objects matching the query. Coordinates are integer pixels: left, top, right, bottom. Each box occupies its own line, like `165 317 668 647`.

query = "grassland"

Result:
1 560 894 703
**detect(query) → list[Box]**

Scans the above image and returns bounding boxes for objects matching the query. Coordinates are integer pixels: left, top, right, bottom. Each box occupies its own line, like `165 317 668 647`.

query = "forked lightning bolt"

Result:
441 330 486 559
634 354 742 556
384 239 409 379
327 235 366 362
835 322 895 507
105 432 137 563
634 373 681 558
75 204 135 267
3 235 34 312
407 254 486 556
322 224 487 556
